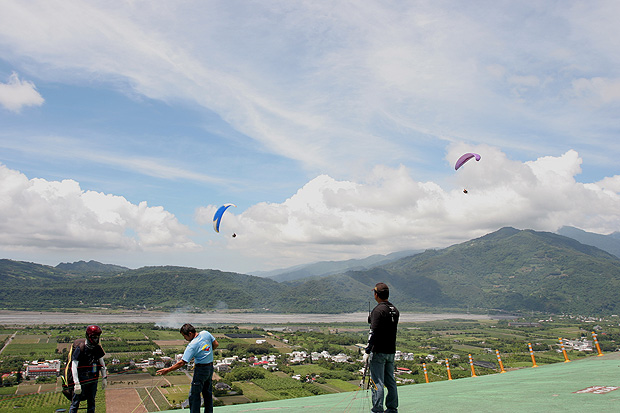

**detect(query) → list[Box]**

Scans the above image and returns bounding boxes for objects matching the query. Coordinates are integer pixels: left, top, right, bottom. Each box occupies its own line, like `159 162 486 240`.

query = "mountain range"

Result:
2 227 620 315
252 249 421 282
557 226 620 258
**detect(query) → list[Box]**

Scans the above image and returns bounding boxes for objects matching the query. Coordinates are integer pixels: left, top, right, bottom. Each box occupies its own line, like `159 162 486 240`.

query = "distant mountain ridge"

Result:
353 227 620 314
56 260 129 274
557 226 620 259
254 250 421 282
3 227 620 314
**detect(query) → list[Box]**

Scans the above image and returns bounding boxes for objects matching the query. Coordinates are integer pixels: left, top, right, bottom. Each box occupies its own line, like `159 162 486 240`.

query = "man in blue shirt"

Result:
157 323 219 413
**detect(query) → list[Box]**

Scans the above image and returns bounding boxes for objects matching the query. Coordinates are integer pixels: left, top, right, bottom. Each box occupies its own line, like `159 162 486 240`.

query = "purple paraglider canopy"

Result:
454 153 481 170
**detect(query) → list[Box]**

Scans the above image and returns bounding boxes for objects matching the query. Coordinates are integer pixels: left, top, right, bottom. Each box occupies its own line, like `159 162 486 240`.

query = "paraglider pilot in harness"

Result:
63 325 107 413
364 282 399 413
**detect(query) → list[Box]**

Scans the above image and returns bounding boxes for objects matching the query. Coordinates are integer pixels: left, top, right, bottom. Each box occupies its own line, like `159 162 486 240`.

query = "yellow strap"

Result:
64 343 74 384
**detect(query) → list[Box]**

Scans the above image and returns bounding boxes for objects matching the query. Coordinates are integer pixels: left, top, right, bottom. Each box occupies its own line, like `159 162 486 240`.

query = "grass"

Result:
0 387 106 413
233 381 279 402
323 379 359 392
162 375 191 385
0 388 15 397
149 386 171 409
291 364 329 375
12 335 48 344
162 384 191 405
2 342 58 358
136 387 158 412
145 330 183 340
218 394 252 405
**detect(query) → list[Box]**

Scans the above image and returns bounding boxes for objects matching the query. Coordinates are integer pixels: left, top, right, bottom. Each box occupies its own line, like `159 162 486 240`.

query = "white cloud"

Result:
4 1 619 176
0 163 197 250
572 77 620 105
594 175 620 193
198 148 620 269
0 72 44 112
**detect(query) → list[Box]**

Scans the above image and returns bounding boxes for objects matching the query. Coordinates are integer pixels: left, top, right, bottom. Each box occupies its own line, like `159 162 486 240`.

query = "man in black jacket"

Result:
364 282 399 413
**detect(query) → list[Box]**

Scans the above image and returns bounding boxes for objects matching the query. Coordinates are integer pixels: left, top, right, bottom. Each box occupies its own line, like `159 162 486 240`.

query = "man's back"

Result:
368 301 399 354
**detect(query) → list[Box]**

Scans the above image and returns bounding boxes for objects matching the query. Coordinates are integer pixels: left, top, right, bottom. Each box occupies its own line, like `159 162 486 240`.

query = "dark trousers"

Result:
369 352 398 413
69 380 97 413
189 362 214 413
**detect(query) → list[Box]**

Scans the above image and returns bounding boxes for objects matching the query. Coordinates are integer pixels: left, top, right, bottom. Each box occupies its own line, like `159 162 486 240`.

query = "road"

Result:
0 331 16 355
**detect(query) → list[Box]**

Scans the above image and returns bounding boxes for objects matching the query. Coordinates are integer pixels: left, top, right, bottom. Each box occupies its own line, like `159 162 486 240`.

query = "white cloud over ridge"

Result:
0 73 44 112
1 2 620 272
0 163 197 251
195 148 620 269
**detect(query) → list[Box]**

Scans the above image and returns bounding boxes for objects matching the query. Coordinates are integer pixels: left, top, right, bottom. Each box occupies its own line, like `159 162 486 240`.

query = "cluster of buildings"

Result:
560 338 593 352
22 360 61 379
212 354 279 372
395 350 416 361
287 350 350 364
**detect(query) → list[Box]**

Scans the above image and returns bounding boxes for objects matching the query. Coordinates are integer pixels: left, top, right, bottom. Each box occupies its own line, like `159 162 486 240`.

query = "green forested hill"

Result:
0 258 69 284
0 264 282 311
2 227 620 314
55 260 129 275
345 227 620 314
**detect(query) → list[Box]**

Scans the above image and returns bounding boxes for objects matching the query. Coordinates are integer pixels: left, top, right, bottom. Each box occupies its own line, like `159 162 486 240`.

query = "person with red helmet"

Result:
69 325 106 413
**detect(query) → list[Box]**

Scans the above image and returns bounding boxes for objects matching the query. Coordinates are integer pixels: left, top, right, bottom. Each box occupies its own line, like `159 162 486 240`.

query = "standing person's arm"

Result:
213 339 219 350
157 359 187 375
365 309 378 354
99 357 107 388
71 360 81 394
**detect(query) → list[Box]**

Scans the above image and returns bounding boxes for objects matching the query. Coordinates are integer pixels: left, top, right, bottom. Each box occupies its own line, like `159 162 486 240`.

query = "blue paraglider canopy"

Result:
213 204 236 233
454 152 481 170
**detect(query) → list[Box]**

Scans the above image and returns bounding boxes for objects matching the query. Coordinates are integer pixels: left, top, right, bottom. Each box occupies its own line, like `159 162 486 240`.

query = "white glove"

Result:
362 353 370 364
101 378 107 389
74 383 82 395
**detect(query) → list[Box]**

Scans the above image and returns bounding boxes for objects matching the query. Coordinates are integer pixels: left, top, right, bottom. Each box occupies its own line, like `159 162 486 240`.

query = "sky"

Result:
1 1 620 274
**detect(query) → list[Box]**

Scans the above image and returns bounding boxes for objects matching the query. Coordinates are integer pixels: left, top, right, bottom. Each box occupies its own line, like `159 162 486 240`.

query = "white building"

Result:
331 353 349 363
24 360 61 378
562 338 593 352
288 351 308 363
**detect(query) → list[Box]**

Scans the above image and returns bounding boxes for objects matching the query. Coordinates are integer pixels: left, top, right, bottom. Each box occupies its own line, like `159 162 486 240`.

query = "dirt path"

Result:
0 331 16 355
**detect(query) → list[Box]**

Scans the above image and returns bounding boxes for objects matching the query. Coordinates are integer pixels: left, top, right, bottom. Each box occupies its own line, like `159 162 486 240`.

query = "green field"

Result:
291 364 329 375
324 378 360 392
233 381 279 402
162 384 191 405
0 387 106 413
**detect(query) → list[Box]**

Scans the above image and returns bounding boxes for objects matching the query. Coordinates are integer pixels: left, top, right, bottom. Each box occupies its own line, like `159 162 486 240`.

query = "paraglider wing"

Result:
454 153 481 170
213 203 236 233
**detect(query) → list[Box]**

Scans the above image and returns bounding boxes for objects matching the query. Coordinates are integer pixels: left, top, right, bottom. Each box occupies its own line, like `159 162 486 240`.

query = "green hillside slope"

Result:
345 227 620 313
3 227 620 314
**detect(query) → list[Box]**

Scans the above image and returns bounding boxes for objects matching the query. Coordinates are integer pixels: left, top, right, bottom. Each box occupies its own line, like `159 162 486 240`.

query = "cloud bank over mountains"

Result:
1 1 620 271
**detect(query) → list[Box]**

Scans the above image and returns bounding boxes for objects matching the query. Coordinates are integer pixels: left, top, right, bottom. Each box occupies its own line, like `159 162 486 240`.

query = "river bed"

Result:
0 310 514 326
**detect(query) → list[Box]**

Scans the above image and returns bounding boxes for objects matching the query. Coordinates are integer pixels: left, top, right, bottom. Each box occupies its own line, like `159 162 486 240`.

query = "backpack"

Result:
61 340 86 401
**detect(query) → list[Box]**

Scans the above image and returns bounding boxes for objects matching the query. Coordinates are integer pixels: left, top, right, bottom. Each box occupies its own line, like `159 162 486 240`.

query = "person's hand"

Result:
362 353 369 364
156 368 167 376
74 383 82 394
101 378 107 389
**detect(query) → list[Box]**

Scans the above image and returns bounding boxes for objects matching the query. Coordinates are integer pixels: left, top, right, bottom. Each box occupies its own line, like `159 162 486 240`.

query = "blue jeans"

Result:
69 380 97 413
369 352 398 413
189 362 214 413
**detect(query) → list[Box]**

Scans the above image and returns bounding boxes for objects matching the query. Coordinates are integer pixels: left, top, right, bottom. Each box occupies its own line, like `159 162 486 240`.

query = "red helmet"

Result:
86 325 102 345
